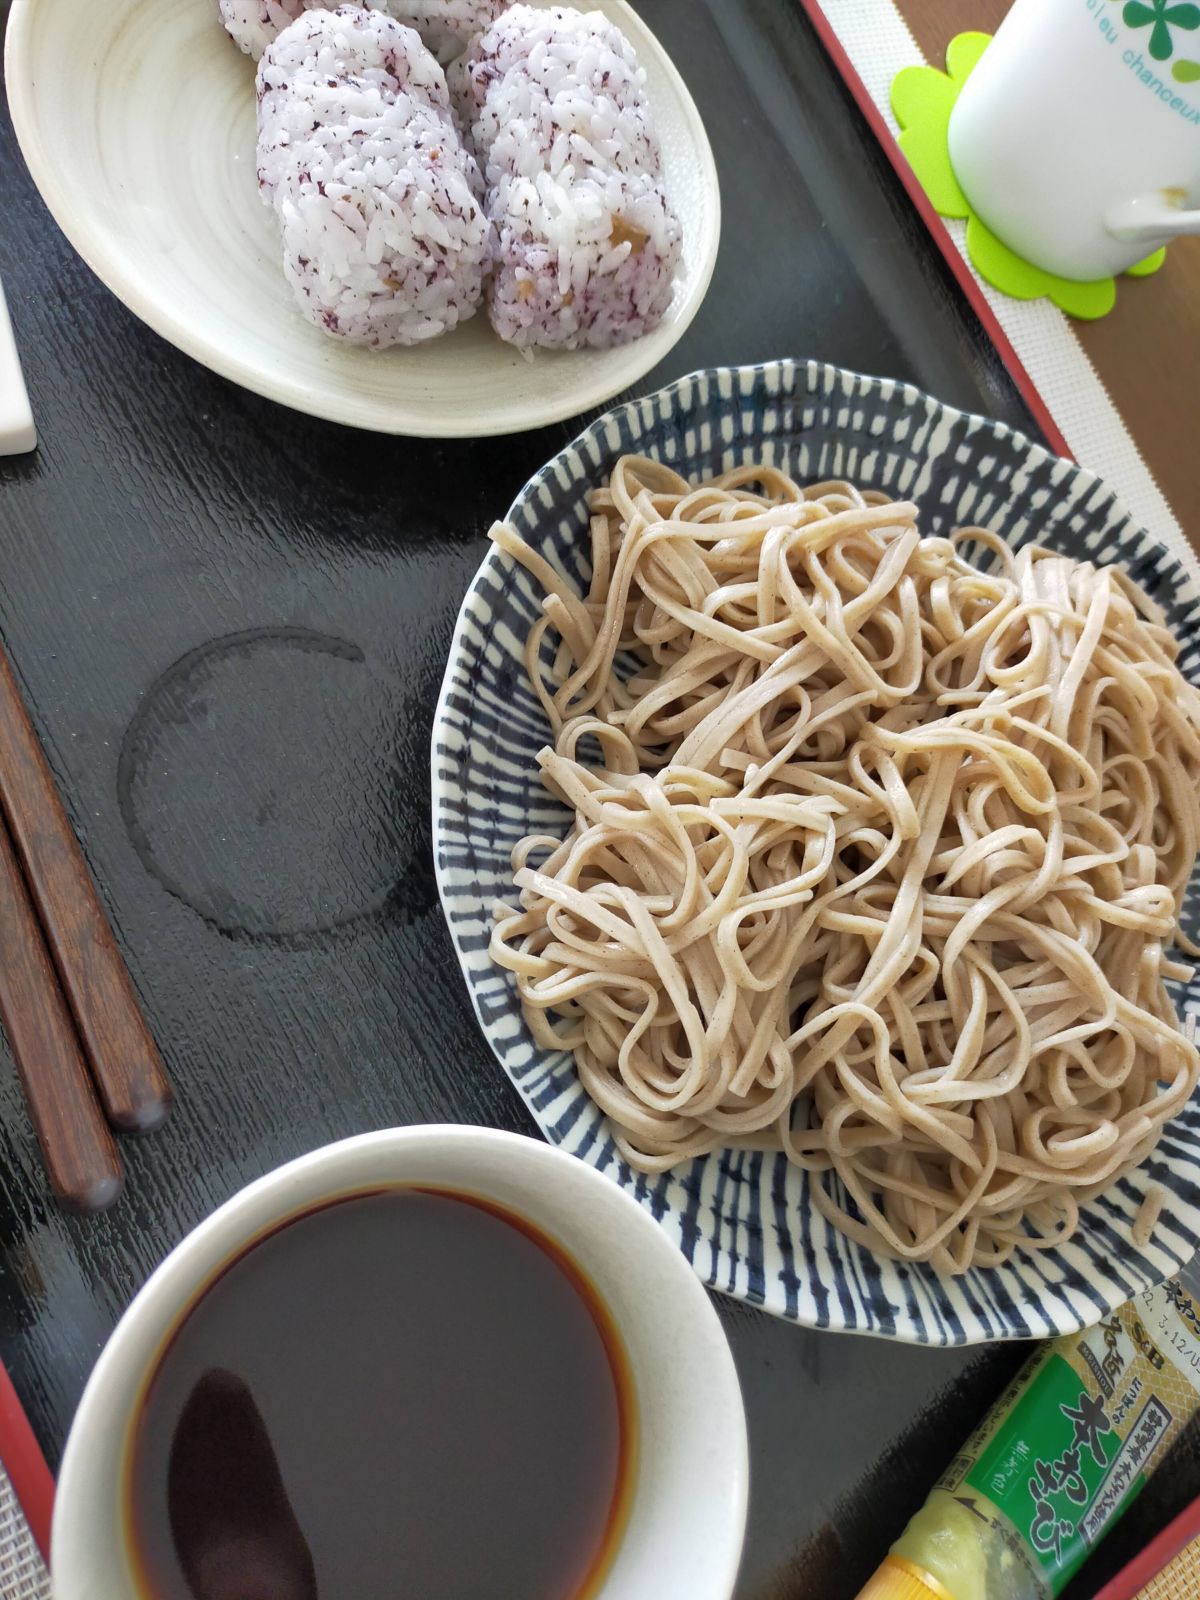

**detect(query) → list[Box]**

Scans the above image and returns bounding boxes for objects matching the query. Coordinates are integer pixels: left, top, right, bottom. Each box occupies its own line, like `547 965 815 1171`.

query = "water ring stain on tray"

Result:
119 627 420 940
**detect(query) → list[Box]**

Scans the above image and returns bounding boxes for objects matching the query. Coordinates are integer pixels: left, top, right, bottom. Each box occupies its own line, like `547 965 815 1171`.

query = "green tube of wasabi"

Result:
857 1256 1200 1600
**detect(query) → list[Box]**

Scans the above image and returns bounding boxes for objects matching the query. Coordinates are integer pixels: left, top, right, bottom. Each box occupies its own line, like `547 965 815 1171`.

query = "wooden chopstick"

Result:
0 813 122 1211
0 644 172 1131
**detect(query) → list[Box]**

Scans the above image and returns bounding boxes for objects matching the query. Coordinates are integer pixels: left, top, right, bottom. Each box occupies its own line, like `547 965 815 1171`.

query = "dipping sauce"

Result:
127 1188 635 1600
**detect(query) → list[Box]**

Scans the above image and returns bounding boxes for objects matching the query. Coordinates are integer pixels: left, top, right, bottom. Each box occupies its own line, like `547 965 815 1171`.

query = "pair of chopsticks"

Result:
0 643 171 1210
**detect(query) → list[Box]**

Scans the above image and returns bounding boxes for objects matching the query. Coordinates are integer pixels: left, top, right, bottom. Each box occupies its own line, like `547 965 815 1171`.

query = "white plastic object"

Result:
0 281 36 456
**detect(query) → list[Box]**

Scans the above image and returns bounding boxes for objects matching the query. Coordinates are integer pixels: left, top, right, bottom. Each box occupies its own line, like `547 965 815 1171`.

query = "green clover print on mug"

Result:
891 31 1166 320
1116 0 1200 77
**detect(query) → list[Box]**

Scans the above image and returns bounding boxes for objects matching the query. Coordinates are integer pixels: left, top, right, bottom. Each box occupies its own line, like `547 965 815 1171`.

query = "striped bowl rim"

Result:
431 358 1200 1345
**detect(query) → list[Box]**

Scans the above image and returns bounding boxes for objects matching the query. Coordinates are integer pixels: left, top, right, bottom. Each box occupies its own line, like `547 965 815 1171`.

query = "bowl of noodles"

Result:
431 359 1200 1343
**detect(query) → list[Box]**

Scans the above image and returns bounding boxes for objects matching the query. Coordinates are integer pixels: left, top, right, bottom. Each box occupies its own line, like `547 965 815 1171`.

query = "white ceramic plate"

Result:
4 0 720 437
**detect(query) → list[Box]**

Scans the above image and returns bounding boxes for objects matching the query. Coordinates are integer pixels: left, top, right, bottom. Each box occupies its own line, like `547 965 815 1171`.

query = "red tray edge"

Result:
0 1357 54 1562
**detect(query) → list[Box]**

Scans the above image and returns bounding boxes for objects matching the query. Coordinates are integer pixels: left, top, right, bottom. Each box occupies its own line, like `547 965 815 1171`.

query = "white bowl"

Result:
4 0 720 438
51 1126 748 1600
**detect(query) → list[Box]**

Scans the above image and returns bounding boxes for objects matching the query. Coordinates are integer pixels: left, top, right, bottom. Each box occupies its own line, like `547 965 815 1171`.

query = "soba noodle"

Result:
488 456 1200 1272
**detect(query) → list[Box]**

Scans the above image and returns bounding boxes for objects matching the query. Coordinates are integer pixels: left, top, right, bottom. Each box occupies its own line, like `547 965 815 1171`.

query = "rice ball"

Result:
221 0 506 66
456 5 683 350
257 8 493 347
220 1 306 62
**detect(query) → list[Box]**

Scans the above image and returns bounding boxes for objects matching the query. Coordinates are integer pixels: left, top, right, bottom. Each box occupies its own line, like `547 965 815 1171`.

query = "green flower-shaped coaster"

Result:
891 31 1166 320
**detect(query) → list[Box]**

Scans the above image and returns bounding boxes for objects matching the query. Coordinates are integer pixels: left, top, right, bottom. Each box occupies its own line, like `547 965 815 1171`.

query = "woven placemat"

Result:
0 1463 48 1600
1136 1536 1199 1597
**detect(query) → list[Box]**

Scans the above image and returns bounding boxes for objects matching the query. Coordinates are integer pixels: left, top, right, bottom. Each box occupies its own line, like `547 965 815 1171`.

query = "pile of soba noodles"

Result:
488 456 1200 1273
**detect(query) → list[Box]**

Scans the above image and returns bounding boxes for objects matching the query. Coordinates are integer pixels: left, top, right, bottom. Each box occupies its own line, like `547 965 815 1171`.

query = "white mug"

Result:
51 1127 748 1599
948 0 1200 280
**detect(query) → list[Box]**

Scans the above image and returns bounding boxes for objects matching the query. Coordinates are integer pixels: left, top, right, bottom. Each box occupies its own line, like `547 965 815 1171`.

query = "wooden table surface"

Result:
0 1 1196 1595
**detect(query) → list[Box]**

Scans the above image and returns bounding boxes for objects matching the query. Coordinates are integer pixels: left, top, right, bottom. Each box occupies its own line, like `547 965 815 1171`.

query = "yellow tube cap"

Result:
856 1555 958 1600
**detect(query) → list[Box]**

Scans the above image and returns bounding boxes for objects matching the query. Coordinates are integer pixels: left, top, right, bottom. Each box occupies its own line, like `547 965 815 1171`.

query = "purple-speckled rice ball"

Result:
256 8 492 347
454 5 683 350
220 0 506 66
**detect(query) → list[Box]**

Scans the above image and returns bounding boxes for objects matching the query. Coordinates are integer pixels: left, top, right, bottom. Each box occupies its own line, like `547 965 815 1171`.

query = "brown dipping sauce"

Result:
126 1188 636 1600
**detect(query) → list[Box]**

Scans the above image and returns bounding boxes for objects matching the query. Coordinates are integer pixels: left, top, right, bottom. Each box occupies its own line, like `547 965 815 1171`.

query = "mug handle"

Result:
1105 192 1200 244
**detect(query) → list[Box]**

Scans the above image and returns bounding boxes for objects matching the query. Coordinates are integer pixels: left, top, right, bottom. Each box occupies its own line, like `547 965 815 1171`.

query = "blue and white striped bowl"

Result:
431 359 1200 1345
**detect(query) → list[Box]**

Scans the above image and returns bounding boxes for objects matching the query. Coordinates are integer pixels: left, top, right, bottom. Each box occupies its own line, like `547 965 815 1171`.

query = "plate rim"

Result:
3 0 721 437
431 355 1200 1345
